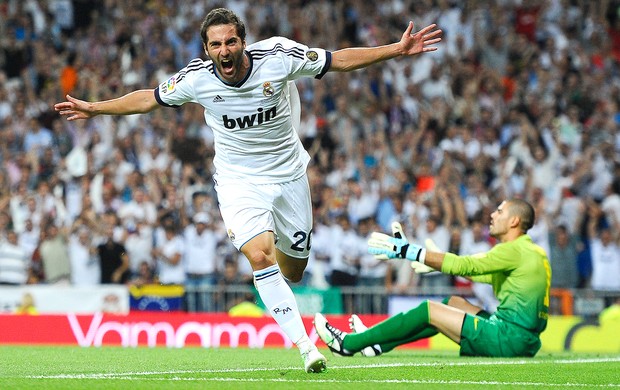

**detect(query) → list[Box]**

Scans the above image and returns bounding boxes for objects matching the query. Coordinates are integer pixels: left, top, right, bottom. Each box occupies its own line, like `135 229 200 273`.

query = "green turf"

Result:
0 345 619 389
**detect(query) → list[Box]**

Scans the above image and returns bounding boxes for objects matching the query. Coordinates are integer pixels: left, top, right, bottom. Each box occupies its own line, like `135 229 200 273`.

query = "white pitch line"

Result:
25 356 620 380
24 376 620 388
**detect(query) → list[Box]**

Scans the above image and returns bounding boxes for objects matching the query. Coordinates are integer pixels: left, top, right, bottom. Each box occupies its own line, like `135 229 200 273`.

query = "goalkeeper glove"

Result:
367 222 426 263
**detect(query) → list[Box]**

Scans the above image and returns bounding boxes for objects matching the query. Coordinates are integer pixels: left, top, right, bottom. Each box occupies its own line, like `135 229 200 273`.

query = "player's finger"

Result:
417 23 438 36
424 238 440 251
370 232 392 241
404 21 414 36
367 238 392 250
391 222 404 239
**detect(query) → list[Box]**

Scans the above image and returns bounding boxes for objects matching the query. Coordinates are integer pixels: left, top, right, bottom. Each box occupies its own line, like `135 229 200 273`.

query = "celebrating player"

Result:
315 199 551 358
55 8 442 372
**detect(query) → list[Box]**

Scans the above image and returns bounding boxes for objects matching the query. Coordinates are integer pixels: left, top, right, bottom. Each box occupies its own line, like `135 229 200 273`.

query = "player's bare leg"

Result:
242 232 325 373
428 300 467 343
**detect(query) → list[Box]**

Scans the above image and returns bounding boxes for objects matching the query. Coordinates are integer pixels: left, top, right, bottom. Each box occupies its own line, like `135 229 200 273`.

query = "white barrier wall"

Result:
0 285 129 314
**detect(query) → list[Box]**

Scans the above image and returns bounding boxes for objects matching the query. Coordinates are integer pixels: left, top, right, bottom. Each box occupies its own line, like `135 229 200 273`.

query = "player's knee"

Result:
445 296 467 307
244 249 276 270
282 270 304 283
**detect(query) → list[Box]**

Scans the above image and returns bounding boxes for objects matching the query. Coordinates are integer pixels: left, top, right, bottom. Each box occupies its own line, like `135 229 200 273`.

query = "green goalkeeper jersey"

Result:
442 234 551 334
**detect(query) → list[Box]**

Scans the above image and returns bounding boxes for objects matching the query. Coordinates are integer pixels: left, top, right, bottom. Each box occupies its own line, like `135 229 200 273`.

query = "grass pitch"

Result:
0 346 619 389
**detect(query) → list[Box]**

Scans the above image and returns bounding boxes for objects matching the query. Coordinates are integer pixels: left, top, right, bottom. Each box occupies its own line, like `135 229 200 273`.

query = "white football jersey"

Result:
155 36 331 184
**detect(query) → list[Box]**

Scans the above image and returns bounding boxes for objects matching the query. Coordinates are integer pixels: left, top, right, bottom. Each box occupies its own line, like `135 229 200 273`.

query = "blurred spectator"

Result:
357 217 388 288
0 230 29 285
123 220 154 277
14 292 38 315
23 117 53 157
328 214 360 288
97 224 130 284
228 292 265 317
413 208 452 290
68 223 99 286
184 212 221 312
152 225 185 286
118 187 157 228
128 260 155 287
587 203 620 294
39 223 71 284
548 224 580 289
17 218 39 258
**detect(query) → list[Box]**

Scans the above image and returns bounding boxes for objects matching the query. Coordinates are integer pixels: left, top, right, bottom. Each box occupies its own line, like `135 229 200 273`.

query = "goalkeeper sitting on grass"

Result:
315 198 551 358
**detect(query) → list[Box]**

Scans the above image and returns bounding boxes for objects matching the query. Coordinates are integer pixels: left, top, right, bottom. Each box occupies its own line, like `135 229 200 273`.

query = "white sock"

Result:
253 264 312 352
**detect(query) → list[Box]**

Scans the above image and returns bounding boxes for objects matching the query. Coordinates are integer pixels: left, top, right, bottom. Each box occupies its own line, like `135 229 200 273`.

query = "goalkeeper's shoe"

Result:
313 313 353 357
349 314 382 357
301 346 327 373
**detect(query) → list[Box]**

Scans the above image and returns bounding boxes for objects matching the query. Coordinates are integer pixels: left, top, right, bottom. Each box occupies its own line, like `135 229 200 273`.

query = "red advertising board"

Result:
0 312 429 349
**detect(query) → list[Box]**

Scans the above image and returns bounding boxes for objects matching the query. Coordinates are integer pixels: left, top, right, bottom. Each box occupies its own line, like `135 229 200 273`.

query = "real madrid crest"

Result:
227 229 236 241
306 50 318 61
262 82 275 97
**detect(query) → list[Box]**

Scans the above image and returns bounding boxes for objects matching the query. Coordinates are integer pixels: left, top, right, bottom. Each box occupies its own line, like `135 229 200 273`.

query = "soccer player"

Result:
54 8 442 372
315 199 551 358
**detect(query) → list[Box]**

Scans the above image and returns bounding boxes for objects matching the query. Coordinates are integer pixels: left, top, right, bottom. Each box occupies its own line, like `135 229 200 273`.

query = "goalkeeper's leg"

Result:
343 297 485 353
342 300 436 353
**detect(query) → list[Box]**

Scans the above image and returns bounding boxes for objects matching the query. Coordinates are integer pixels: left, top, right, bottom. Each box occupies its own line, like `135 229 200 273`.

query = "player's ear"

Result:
509 215 521 230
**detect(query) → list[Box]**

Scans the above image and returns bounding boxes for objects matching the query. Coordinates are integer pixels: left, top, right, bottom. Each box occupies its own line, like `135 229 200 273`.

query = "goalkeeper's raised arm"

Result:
367 221 445 271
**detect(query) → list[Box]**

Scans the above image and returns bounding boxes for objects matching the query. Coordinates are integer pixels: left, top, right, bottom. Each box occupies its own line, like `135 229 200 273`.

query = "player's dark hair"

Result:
200 8 246 45
507 198 535 232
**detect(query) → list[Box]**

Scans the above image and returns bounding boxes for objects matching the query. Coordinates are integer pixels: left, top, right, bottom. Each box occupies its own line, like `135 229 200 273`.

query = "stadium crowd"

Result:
0 0 619 311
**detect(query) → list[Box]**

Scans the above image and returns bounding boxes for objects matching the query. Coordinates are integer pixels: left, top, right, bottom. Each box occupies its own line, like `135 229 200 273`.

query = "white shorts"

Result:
215 175 313 259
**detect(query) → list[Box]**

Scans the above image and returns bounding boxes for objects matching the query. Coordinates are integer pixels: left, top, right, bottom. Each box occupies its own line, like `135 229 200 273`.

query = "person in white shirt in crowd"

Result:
118 187 157 227
601 178 620 228
587 202 620 296
346 178 380 227
17 218 39 259
152 224 185 286
12 196 43 235
138 144 171 176
183 212 222 312
0 231 29 285
123 220 154 278
527 188 551 259
68 224 100 286
329 214 360 288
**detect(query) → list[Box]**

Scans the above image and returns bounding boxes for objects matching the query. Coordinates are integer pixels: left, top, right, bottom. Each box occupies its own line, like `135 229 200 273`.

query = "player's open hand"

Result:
367 222 425 262
400 21 442 56
54 95 94 121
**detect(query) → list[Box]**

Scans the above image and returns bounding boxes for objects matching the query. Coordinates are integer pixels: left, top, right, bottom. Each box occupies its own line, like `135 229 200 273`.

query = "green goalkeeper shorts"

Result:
459 313 541 357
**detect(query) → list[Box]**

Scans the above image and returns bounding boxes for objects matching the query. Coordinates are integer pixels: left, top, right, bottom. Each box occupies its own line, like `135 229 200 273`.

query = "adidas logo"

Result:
213 95 225 102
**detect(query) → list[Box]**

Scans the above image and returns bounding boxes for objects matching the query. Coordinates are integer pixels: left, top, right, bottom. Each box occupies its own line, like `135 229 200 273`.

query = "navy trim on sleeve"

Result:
154 88 180 108
315 51 332 80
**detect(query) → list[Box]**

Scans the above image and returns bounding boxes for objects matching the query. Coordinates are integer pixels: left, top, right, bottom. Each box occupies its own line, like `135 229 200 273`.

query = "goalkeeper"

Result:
314 198 551 357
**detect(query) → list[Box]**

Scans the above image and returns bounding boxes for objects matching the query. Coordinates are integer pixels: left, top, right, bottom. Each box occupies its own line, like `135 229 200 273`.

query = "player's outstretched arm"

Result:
54 89 159 121
330 21 442 72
